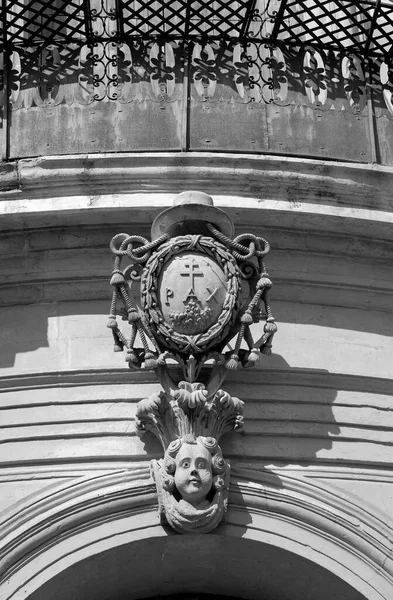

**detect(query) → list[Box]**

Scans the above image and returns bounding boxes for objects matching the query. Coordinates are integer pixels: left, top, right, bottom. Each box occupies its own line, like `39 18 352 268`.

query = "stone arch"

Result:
0 469 392 600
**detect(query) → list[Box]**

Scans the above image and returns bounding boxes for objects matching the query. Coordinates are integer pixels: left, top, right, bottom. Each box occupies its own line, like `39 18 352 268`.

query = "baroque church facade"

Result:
0 2 392 599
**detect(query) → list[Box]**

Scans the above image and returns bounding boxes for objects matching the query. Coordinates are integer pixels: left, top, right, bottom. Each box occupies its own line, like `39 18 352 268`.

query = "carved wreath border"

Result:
141 235 240 354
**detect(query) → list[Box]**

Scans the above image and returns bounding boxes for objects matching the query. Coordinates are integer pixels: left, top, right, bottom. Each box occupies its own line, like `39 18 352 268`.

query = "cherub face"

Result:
174 442 213 506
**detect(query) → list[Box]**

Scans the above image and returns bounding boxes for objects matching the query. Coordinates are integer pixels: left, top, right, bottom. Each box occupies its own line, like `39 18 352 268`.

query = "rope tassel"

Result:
112 329 124 352
110 270 126 286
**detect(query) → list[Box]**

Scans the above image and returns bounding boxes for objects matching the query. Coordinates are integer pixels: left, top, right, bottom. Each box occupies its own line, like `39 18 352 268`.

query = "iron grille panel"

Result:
4 0 86 46
186 0 253 37
121 1 189 37
121 0 255 38
274 0 373 50
0 1 392 55
272 0 393 55
370 3 393 54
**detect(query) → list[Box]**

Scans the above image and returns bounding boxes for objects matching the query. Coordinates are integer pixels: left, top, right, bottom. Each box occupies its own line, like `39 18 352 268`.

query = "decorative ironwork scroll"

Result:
107 191 277 533
1 0 392 115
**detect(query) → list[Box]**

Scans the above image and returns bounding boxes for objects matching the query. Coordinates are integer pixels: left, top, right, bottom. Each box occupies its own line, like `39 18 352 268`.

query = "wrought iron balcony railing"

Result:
1 1 393 163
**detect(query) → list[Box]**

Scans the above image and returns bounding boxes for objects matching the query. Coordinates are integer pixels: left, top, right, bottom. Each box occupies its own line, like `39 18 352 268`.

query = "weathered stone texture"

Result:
0 155 392 599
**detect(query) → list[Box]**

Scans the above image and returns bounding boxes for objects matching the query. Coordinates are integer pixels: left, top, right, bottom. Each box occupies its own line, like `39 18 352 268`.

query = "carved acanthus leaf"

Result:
136 383 244 449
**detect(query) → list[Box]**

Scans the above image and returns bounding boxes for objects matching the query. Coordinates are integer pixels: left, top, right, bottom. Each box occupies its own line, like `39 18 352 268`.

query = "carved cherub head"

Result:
162 434 227 507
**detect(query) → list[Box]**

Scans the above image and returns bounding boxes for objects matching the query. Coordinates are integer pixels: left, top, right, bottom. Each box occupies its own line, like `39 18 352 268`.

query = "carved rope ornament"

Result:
107 191 277 533
108 193 276 377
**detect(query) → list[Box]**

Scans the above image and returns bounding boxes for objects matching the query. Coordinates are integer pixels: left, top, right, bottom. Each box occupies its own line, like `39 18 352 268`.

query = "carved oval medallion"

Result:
159 252 227 335
141 235 240 354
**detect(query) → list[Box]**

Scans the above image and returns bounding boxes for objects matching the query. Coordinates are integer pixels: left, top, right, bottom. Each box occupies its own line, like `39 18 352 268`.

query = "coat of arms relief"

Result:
107 191 276 533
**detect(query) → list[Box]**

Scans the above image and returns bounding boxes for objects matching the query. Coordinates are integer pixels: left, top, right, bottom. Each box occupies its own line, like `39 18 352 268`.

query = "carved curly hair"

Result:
162 434 227 496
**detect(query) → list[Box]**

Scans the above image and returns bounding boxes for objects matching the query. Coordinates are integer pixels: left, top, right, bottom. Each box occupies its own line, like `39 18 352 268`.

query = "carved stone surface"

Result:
136 383 244 448
108 190 275 533
108 191 276 390
152 435 230 534
141 236 240 353
135 390 237 533
135 379 240 533
160 253 226 334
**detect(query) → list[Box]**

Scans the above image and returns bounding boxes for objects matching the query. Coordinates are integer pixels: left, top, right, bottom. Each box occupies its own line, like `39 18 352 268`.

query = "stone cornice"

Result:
0 466 392 600
0 153 392 239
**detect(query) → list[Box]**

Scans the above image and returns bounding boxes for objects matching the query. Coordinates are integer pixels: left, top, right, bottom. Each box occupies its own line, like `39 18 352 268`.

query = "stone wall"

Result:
0 153 392 599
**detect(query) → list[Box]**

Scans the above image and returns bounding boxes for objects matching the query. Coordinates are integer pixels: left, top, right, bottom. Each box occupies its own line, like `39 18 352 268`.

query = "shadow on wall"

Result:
0 304 52 369
276 299 393 338
1 293 392 371
0 219 391 369
138 353 341 482
0 300 110 370
223 353 341 468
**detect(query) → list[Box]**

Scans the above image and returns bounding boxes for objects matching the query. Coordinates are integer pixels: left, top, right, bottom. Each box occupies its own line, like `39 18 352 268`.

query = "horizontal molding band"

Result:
0 276 392 311
0 445 391 470
13 153 393 209
1 223 392 262
1 368 391 396
0 397 391 419
1 153 393 239
0 368 390 467
0 396 391 429
1 462 393 481
0 422 392 445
